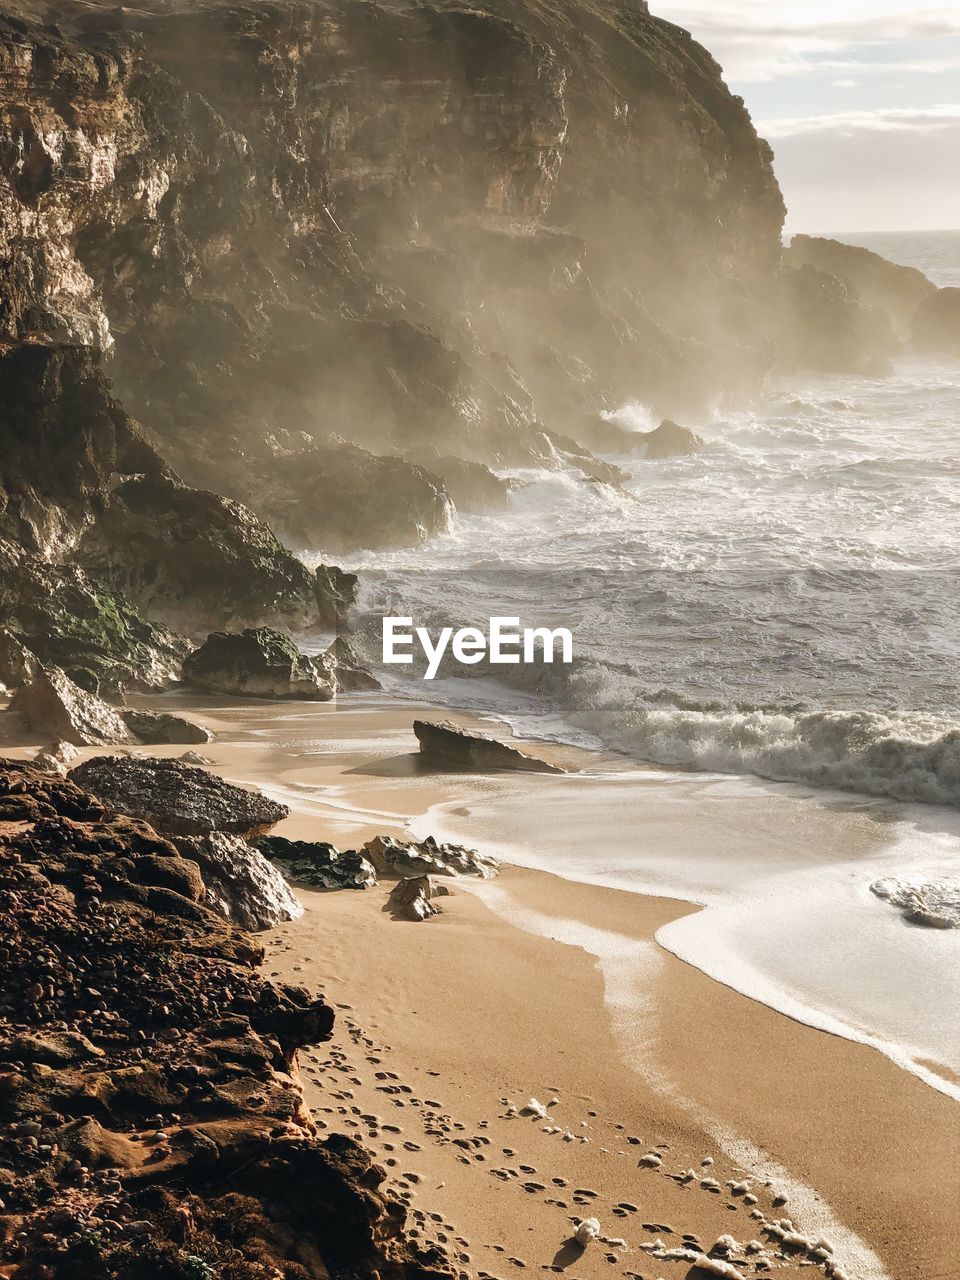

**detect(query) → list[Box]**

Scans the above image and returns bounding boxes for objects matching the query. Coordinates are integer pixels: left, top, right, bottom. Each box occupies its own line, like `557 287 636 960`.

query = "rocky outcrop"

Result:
257 834 379 890
911 288 960 356
389 875 450 921
0 537 188 694
0 758 453 1280
70 755 289 836
79 471 336 635
9 666 138 746
326 635 382 693
253 440 454 552
775 265 899 376
120 707 213 745
175 831 304 930
409 448 513 512
363 833 499 880
784 235 936 340
183 627 337 700
414 718 565 773
640 419 703 459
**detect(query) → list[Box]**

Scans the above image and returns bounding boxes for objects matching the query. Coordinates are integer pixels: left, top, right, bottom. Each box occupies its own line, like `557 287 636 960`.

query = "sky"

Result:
650 1 960 233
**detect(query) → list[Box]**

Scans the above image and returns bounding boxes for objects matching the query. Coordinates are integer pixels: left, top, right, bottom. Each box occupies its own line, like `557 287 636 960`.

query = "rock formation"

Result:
414 718 566 773
784 235 936 341
389 875 451 921
175 831 304 930
70 755 289 836
0 758 454 1279
326 636 382 693
120 708 214 745
911 287 960 356
9 667 138 746
640 419 704 459
0 537 188 694
78 471 338 635
363 833 499 879
183 627 337 700
257 835 380 890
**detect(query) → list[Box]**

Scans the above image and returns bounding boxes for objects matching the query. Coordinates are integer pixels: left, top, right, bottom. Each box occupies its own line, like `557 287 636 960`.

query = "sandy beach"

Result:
2 691 956 1280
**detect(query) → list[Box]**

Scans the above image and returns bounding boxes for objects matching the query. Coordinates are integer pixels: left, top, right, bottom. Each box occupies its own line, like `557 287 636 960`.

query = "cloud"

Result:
758 103 960 138
650 2 960 81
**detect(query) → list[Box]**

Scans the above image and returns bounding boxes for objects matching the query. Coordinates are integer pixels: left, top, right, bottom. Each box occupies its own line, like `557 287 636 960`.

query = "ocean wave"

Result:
562 663 960 806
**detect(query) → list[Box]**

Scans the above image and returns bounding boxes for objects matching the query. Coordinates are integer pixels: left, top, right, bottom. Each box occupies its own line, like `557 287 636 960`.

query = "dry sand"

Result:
3 691 956 1280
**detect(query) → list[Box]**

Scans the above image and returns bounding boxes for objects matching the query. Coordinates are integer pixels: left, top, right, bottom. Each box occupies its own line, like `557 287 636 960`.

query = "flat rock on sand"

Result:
71 755 289 836
414 718 565 774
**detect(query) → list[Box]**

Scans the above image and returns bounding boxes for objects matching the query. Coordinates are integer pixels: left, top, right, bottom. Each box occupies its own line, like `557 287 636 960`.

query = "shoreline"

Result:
2 690 958 1277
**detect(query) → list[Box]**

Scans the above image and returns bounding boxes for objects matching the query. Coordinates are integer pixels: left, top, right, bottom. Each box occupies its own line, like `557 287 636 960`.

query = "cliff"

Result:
1 0 785 545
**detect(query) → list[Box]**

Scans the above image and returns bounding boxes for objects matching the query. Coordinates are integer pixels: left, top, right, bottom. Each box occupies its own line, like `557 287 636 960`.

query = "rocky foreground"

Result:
0 758 461 1280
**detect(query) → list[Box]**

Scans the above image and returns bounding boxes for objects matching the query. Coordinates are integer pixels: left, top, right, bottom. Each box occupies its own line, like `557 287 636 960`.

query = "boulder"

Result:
70 756 289 837
9 667 137 746
78 471 330 635
252 439 453 551
408 448 513 512
256 835 378 890
0 628 39 688
776 265 899 375
121 708 213 745
389 875 450 921
33 739 80 775
362 833 498 879
326 636 381 692
784 235 936 339
413 718 565 774
640 419 703 459
174 832 303 930
911 287 960 356
182 628 336 700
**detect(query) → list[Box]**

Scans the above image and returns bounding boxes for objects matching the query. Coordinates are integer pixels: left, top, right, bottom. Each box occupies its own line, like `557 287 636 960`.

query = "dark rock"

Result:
254 439 453 552
315 563 359 627
174 832 304 930
70 755 289 836
362 832 499 879
776 265 899 375
389 875 450 921
414 718 565 774
784 235 936 340
78 471 329 635
256 835 379 890
911 287 960 356
326 636 381 693
9 667 137 746
121 708 213 745
408 448 513 513
640 419 703 459
0 538 188 694
183 628 336 700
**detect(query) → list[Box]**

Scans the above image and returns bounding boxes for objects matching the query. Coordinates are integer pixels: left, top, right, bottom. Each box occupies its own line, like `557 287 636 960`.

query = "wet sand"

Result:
3 691 956 1279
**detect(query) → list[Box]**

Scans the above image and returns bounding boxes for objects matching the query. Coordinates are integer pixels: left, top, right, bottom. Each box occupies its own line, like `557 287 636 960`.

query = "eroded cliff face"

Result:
0 0 786 530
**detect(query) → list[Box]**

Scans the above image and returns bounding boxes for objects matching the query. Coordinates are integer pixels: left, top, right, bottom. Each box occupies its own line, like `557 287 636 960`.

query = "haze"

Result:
652 1 960 233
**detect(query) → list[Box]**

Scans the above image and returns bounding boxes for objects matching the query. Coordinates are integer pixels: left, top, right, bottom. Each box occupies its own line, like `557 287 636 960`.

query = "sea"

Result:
305 230 960 1102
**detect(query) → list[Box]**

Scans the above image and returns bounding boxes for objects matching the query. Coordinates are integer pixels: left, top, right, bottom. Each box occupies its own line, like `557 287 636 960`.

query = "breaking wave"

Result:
561 663 960 805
